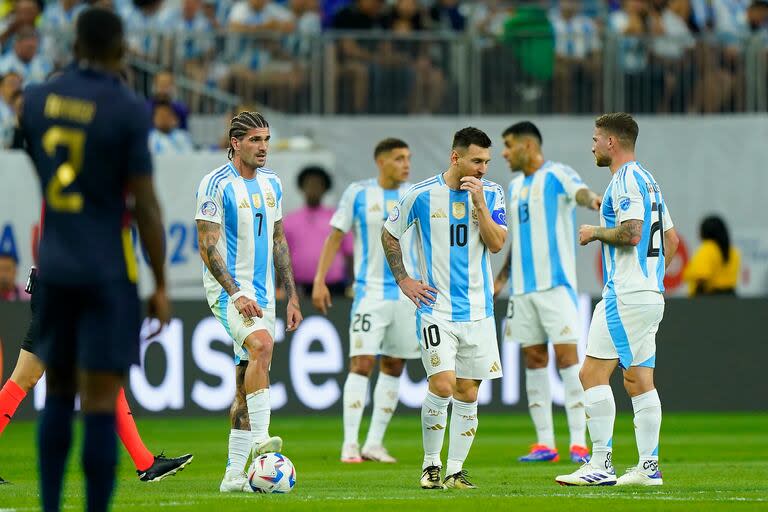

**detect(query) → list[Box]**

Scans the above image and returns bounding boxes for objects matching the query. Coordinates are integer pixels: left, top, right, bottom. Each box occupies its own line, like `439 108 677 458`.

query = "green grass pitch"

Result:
1 412 766 511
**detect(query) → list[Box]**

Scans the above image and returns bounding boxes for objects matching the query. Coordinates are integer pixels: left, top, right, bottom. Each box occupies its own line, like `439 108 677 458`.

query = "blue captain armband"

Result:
491 208 506 226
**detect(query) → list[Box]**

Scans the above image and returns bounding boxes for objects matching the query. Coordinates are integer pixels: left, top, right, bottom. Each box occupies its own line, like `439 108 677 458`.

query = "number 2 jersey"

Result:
21 65 152 285
384 173 507 322
600 161 673 303
195 162 284 310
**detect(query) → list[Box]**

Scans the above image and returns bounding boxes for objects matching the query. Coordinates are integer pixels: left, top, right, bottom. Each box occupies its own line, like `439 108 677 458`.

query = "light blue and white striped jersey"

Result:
0 53 53 87
39 2 87 66
507 161 587 297
384 173 507 322
330 178 411 302
195 162 284 309
600 161 674 303
149 128 196 154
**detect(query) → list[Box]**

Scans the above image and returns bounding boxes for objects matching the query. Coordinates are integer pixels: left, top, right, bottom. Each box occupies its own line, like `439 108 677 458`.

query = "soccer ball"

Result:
247 452 296 493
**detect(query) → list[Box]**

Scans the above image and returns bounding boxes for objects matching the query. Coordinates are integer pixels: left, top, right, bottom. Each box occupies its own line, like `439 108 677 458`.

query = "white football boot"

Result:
340 442 363 463
616 464 664 486
252 436 283 457
361 443 397 463
556 461 617 486
219 471 252 493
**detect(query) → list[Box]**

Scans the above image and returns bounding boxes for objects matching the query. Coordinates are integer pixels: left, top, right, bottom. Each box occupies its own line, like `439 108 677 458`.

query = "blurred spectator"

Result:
747 0 768 31
428 0 465 31
321 0 349 27
0 71 21 148
146 70 190 129
652 0 697 112
224 0 304 111
0 0 40 53
0 251 29 302
382 0 445 113
712 0 750 43
201 0 222 29
0 28 52 86
148 99 196 154
39 0 86 67
683 215 741 296
120 0 167 60
282 166 353 296
287 0 321 57
550 0 602 113
330 0 386 113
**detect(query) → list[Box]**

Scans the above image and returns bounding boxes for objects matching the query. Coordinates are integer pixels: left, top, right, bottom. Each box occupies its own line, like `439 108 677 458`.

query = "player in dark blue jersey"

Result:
20 8 169 512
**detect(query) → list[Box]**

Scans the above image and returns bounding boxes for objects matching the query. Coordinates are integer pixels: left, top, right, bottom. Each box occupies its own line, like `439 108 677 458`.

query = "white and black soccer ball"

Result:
248 453 296 494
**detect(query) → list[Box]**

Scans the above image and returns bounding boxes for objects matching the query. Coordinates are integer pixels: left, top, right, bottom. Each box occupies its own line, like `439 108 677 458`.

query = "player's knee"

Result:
428 376 455 398
350 356 375 376
556 351 578 369
380 357 405 377
246 335 274 361
524 347 548 369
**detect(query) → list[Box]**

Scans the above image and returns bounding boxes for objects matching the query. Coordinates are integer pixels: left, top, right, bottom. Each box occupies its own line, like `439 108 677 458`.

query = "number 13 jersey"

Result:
384 173 506 322
600 161 674 304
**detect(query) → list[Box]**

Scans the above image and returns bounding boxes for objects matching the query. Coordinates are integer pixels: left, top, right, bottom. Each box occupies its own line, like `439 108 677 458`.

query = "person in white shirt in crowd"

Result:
0 0 39 54
0 71 21 149
148 99 196 154
120 0 168 60
39 0 87 67
0 29 52 87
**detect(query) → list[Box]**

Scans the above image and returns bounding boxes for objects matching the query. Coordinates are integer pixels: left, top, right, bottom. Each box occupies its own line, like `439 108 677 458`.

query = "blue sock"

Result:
38 395 75 512
82 413 118 512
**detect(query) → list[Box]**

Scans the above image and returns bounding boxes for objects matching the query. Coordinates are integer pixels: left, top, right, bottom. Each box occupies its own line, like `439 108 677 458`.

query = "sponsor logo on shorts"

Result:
561 326 572 336
430 351 441 368
489 361 501 373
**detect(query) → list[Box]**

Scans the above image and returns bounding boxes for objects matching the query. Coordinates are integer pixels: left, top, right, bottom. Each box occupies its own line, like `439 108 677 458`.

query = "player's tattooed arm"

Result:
381 229 409 283
575 188 602 210
273 220 298 304
588 219 643 247
196 219 239 296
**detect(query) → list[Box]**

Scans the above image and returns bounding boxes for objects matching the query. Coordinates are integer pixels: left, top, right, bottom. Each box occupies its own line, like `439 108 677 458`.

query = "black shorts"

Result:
21 287 40 353
36 281 141 373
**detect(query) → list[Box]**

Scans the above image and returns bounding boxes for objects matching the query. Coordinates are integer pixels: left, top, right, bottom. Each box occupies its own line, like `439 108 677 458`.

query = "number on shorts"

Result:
422 324 441 349
352 313 371 332
506 300 515 319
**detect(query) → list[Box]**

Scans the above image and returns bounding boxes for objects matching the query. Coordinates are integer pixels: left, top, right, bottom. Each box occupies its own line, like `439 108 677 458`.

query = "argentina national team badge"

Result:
201 200 217 217
452 201 466 219
521 187 529 200
251 194 262 209
265 192 276 208
389 205 400 222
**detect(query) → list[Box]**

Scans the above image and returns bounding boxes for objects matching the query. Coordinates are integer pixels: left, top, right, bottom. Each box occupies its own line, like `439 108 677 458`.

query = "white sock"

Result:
364 373 400 447
525 368 554 448
446 399 478 476
560 364 586 447
421 391 450 469
246 388 271 444
632 389 662 470
226 429 251 475
343 373 369 445
585 385 615 471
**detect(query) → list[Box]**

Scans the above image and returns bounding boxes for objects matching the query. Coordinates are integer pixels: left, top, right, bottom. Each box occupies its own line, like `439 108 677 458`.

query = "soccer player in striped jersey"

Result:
195 111 303 493
493 121 601 464
382 127 507 490
556 113 679 487
312 138 419 464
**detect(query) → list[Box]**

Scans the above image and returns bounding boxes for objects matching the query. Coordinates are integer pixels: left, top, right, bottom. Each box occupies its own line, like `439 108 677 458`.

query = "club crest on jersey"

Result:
388 205 400 222
619 196 631 211
251 194 261 209
200 200 217 217
452 202 466 219
430 351 441 368
521 187 529 200
265 192 276 208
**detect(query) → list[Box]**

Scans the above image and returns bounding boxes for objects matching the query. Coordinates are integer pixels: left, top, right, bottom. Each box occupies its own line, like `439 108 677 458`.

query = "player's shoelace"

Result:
454 470 474 486
424 466 441 482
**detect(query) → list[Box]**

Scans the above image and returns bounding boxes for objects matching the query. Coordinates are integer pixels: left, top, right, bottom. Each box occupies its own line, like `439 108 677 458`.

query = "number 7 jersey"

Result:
384 173 507 322
600 161 674 303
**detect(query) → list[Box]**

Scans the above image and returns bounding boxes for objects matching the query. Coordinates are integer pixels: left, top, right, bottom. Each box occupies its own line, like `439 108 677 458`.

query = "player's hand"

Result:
579 225 598 246
399 277 438 308
311 282 332 315
460 176 486 207
234 295 263 319
146 287 171 338
590 195 602 211
286 298 303 332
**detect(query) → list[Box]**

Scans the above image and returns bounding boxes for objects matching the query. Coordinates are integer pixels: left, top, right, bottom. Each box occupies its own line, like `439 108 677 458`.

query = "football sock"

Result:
82 413 118 512
38 394 74 512
342 373 369 445
226 429 252 475
446 399 478 476
632 389 662 469
114 388 154 472
0 379 26 435
421 391 450 469
525 367 555 448
364 373 400 447
585 385 615 471
560 364 587 447
246 388 271 444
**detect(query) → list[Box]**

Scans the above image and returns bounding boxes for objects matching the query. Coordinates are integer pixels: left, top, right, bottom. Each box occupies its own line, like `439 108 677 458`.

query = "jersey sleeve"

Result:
125 99 153 177
195 176 224 225
384 187 418 239
274 177 284 221
614 171 645 223
486 183 507 229
329 184 358 233
552 165 588 202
